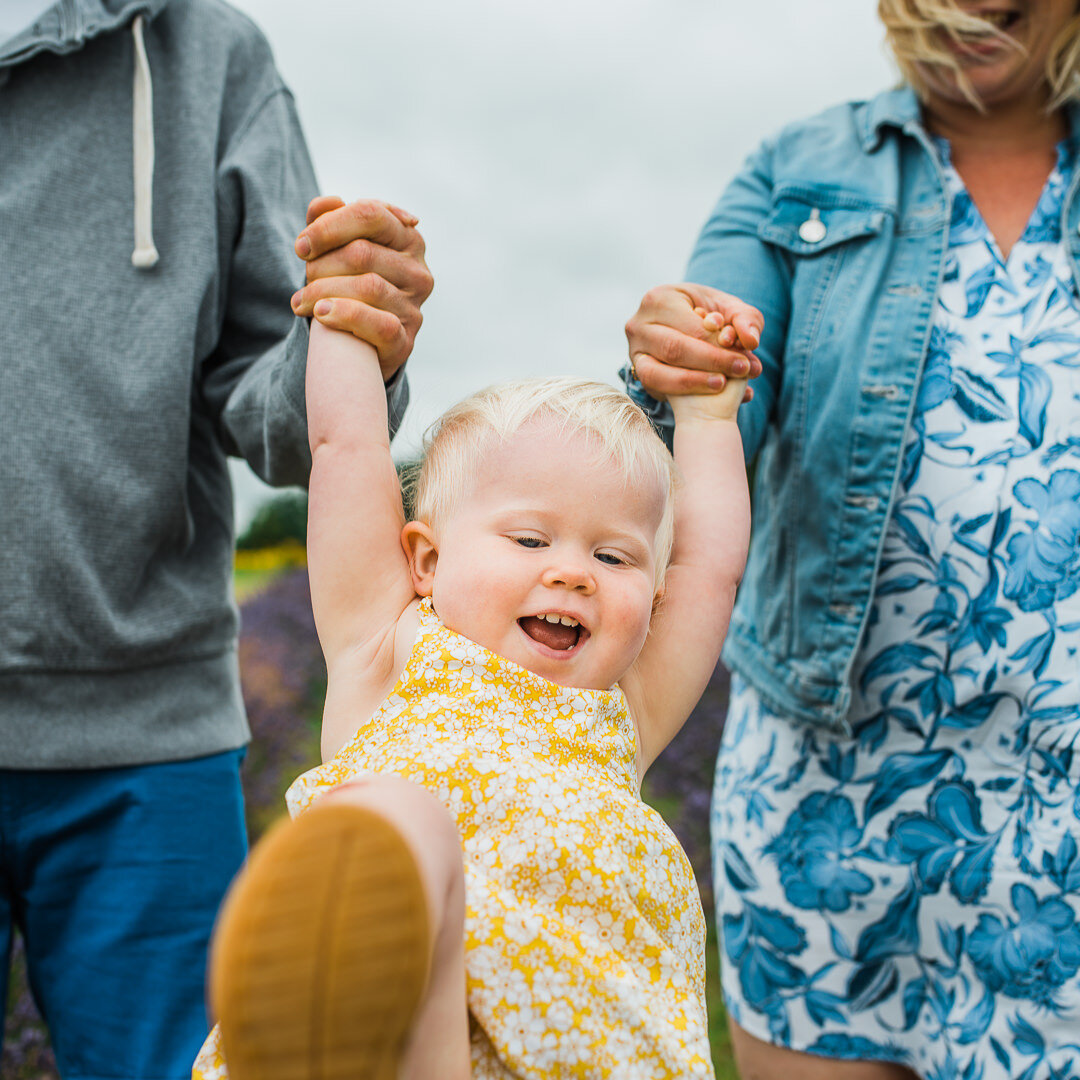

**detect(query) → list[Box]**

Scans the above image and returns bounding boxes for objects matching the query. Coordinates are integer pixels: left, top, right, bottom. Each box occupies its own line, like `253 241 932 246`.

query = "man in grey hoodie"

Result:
0 0 433 1075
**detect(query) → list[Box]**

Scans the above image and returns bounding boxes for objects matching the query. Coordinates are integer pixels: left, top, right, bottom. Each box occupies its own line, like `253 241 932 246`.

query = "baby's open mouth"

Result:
519 613 586 652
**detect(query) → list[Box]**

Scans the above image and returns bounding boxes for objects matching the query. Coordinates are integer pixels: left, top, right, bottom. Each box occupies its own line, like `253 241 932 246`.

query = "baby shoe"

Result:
210 803 431 1080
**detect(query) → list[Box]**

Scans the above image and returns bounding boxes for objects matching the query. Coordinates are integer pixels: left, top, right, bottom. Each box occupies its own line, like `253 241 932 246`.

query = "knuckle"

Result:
369 307 400 345
414 266 434 300
656 332 683 367
305 214 329 245
625 313 646 344
345 238 373 271
641 286 668 312
351 199 379 226
362 272 393 306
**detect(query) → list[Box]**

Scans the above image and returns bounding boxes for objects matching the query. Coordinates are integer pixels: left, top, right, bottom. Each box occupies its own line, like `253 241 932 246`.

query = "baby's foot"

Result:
210 804 430 1080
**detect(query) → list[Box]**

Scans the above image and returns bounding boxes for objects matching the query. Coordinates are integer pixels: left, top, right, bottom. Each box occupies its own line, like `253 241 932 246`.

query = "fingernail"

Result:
290 291 303 311
708 375 725 389
314 300 332 317
733 359 749 376
296 235 312 258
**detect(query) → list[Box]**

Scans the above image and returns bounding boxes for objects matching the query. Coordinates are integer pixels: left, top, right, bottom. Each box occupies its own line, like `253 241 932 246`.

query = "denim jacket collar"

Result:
858 86 923 150
859 83 1080 152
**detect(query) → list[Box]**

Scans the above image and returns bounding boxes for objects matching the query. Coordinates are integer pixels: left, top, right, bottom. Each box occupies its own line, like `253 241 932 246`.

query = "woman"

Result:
625 3 1080 1078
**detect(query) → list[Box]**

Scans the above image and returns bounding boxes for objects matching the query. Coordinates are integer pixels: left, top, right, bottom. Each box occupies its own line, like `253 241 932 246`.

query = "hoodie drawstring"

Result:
131 14 159 269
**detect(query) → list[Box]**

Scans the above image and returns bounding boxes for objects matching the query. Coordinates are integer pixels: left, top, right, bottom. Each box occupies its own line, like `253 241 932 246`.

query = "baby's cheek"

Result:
618 592 655 655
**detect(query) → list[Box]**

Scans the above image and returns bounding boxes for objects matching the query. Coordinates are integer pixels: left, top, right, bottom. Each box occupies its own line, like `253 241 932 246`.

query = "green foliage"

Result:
235 459 423 554
236 490 308 550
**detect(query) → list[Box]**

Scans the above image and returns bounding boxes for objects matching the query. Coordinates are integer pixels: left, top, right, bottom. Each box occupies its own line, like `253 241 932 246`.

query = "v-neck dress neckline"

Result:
934 135 1074 276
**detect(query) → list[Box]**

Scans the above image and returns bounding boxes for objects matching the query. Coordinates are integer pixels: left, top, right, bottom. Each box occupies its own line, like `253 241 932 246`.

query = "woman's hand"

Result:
625 283 763 400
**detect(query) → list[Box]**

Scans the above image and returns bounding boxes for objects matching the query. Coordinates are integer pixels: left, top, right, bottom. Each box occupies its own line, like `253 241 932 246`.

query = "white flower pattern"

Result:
195 598 712 1079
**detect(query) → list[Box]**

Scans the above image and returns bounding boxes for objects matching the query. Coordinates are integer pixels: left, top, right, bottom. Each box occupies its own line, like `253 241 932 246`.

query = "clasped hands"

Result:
290 195 434 382
625 284 764 405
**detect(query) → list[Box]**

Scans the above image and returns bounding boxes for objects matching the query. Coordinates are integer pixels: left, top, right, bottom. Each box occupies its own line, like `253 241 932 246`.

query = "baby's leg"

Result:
210 776 470 1080
321 778 471 1079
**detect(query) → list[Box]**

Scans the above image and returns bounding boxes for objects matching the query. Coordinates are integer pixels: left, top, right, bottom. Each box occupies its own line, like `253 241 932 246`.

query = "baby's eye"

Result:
511 536 545 549
595 552 626 566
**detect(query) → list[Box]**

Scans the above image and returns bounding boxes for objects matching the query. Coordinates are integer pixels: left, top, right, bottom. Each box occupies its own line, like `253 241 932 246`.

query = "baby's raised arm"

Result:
621 318 752 771
306 319 416 672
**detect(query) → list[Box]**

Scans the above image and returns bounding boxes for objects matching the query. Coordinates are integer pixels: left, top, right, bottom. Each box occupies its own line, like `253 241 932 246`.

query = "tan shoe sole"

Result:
211 803 431 1080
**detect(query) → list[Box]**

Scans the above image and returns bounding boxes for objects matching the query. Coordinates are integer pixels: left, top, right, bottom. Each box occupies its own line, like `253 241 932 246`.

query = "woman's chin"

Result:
921 60 1048 113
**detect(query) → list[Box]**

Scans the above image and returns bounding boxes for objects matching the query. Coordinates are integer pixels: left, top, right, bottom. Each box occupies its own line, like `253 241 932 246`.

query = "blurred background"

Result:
229 0 896 527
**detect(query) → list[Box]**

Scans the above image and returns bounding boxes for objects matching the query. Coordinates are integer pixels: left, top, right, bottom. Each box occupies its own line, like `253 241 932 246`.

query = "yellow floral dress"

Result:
194 598 713 1079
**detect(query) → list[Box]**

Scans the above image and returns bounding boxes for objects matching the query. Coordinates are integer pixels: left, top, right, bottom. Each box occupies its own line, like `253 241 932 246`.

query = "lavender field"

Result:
3 567 733 1076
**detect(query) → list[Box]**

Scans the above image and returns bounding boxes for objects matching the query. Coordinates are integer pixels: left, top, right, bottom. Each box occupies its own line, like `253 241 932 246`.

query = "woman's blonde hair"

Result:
409 378 678 590
879 0 1080 110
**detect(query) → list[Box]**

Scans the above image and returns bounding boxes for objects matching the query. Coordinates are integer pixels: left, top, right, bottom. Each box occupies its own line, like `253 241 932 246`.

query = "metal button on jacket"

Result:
799 208 827 243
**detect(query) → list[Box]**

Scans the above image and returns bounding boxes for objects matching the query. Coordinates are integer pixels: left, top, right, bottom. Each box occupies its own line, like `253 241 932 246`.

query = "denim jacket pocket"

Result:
757 187 892 366
758 185 890 255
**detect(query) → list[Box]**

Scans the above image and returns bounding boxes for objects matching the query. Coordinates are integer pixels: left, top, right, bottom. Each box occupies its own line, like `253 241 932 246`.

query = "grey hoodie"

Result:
0 0 407 767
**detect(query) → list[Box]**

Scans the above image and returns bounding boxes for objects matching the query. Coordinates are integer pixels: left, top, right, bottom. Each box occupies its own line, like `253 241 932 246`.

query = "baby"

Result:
193 310 750 1079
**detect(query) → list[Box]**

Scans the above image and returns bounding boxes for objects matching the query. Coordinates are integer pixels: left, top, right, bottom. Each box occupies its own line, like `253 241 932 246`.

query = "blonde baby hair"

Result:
879 0 1080 110
410 378 678 590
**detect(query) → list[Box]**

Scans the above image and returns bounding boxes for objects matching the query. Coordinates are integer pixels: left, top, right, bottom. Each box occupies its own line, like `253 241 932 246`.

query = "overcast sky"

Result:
228 0 897 526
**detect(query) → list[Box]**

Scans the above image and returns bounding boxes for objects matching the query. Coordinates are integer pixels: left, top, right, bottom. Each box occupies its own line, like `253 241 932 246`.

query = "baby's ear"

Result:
401 521 438 596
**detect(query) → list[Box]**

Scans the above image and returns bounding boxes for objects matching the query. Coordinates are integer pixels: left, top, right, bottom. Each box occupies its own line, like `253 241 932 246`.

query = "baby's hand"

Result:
667 310 751 424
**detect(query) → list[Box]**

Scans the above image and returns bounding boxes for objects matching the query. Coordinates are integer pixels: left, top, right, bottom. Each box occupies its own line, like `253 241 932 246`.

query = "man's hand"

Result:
625 283 763 400
291 196 434 382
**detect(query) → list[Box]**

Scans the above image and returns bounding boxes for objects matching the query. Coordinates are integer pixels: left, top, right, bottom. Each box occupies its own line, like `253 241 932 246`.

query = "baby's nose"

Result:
542 562 596 594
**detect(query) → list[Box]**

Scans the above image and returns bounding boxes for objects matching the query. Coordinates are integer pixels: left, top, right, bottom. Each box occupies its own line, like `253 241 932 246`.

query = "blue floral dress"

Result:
712 140 1080 1079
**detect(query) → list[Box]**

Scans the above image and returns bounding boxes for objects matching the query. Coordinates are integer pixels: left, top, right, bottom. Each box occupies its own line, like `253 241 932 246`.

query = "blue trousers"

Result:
0 750 247 1080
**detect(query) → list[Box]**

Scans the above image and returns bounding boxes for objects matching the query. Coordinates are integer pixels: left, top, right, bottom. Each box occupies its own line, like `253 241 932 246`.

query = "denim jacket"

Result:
629 87 1080 731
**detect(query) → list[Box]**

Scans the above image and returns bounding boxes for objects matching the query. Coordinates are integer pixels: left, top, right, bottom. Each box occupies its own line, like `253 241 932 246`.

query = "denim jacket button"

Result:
845 494 880 510
799 208 827 244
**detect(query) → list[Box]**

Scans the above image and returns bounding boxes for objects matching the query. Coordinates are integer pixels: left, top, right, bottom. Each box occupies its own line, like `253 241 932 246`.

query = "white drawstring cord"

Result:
131 14 159 268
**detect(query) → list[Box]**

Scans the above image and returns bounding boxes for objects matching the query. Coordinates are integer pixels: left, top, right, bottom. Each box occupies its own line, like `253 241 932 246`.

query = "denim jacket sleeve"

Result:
686 140 791 462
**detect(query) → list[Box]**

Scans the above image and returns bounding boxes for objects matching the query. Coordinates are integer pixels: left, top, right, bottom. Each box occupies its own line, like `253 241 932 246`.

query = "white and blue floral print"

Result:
713 140 1080 1078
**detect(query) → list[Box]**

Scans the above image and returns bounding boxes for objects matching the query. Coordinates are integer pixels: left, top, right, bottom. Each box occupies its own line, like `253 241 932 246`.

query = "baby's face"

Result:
421 421 665 690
